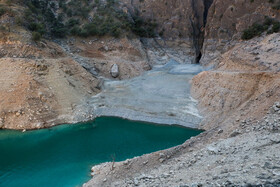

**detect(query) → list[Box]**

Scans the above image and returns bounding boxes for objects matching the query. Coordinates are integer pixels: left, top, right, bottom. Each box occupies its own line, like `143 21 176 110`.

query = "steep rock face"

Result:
121 0 201 39
120 0 213 63
0 57 100 130
192 33 280 130
201 0 280 65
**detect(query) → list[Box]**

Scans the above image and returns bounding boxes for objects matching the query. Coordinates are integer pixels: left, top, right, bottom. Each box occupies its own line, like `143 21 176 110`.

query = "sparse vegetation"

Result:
272 4 280 9
21 0 157 39
130 14 157 37
32 31 42 41
242 17 280 40
269 0 280 10
242 23 267 40
268 22 280 34
0 6 7 17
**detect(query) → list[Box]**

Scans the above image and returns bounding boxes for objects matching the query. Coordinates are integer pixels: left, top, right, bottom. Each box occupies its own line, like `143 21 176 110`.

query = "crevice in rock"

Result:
203 0 213 27
196 52 202 63
191 0 213 63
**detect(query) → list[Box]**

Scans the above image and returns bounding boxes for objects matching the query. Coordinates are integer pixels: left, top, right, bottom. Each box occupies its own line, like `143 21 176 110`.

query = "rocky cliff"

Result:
119 0 280 66
120 0 213 63
119 0 279 66
201 0 280 66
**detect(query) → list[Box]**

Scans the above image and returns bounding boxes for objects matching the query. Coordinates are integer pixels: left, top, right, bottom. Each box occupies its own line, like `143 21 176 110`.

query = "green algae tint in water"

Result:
0 117 202 187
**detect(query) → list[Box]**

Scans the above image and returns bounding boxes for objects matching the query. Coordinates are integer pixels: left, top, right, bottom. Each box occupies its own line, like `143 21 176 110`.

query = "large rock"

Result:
110 64 119 78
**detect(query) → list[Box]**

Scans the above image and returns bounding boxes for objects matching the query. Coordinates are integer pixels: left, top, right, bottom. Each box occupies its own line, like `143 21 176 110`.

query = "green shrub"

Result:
130 16 157 37
28 22 45 35
66 9 72 17
32 31 41 41
268 22 280 33
79 29 89 37
24 9 33 22
0 7 7 17
51 22 67 38
0 25 7 32
272 22 280 32
94 0 100 6
242 23 267 40
272 4 280 10
6 0 13 6
66 18 80 28
23 0 157 39
242 17 280 40
70 26 82 35
264 17 273 26
15 17 23 26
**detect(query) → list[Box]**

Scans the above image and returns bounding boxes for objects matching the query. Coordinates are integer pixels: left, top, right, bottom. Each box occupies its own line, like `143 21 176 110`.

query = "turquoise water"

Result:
0 117 202 187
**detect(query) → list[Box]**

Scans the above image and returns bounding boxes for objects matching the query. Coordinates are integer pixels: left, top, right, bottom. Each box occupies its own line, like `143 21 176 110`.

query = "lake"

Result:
0 117 202 187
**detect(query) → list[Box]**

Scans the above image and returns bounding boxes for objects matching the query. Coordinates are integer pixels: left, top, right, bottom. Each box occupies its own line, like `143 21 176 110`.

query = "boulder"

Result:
0 118 4 128
110 64 119 78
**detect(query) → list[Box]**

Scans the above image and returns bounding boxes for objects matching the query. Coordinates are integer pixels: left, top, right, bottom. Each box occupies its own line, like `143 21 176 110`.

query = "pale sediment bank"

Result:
76 61 204 129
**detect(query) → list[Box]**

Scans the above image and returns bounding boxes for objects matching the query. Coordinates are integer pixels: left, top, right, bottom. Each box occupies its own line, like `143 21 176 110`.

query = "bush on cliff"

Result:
242 17 280 40
32 31 42 41
0 6 7 17
242 23 267 40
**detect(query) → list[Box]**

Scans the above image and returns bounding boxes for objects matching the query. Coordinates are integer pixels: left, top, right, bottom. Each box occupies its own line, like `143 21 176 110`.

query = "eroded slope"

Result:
85 33 280 187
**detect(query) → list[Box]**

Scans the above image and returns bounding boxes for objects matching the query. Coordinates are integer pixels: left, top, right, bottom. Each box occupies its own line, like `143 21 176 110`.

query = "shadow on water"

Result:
0 117 202 187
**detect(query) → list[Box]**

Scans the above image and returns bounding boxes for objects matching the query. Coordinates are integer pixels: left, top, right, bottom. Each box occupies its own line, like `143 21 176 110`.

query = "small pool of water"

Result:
0 117 202 187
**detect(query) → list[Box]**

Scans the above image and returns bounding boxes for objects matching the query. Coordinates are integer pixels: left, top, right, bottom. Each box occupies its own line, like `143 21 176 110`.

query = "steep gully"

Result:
128 0 213 64
191 0 213 63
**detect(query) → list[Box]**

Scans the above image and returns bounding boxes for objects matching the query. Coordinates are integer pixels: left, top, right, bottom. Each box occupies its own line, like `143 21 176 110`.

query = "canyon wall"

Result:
123 0 280 65
201 0 280 65
120 0 213 63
